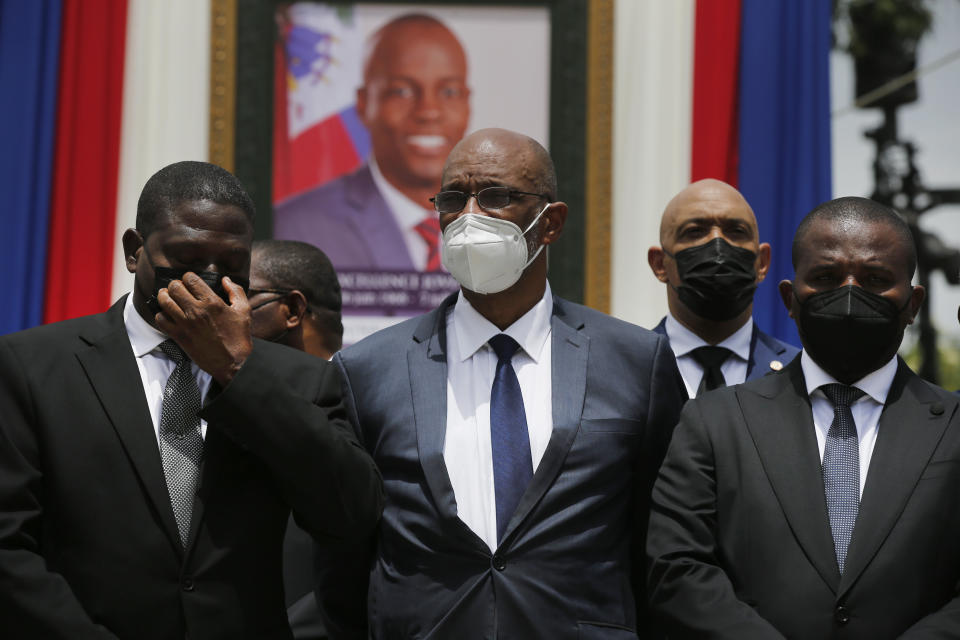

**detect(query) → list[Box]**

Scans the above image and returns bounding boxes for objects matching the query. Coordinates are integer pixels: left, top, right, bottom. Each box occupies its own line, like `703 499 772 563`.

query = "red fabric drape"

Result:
691 0 741 185
44 0 128 323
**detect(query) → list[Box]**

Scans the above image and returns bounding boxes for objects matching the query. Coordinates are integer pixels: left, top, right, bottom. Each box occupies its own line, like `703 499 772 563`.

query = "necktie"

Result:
821 383 865 575
690 345 733 395
488 334 533 543
157 340 204 547
414 216 443 271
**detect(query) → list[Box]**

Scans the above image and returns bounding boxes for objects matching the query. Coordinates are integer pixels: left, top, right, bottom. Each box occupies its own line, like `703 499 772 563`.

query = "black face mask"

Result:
795 284 910 383
668 237 758 322
144 260 250 315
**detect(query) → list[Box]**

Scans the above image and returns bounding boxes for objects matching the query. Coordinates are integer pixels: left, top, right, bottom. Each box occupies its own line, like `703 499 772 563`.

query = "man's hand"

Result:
155 273 253 386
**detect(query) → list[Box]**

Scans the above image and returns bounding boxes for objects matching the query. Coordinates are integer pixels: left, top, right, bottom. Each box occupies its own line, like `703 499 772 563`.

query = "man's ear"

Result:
356 87 369 123
905 285 926 325
282 290 309 329
647 246 669 283
755 242 772 282
778 280 796 318
540 202 568 245
122 228 144 274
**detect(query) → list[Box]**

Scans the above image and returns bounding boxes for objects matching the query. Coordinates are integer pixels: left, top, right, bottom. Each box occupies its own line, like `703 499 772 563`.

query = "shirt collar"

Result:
123 293 168 358
664 312 753 362
452 282 553 364
368 155 433 230
800 349 898 405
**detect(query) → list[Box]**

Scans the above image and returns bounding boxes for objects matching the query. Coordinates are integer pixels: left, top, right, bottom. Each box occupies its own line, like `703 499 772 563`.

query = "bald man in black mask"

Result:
647 179 798 398
648 197 960 639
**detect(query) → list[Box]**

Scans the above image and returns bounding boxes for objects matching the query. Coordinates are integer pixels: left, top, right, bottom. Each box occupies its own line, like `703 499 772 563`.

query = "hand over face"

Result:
155 272 253 386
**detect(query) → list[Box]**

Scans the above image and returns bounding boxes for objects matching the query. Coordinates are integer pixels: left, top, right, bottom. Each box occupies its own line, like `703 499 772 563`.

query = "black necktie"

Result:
691 345 733 395
488 334 533 543
157 339 204 547
821 383 865 574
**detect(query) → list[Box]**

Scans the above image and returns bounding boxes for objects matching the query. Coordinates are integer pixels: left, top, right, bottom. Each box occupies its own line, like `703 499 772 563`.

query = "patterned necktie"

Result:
488 334 533 543
157 339 204 547
690 345 733 395
821 383 865 575
414 216 443 271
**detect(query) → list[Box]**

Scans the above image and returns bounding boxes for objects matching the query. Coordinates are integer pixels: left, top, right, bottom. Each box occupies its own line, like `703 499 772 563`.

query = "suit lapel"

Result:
839 363 956 595
500 298 588 545
345 166 416 270
738 361 841 592
746 326 787 381
76 300 183 555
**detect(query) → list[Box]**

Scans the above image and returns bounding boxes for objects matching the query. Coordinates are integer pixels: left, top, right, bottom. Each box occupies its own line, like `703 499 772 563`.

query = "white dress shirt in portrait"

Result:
369 156 435 271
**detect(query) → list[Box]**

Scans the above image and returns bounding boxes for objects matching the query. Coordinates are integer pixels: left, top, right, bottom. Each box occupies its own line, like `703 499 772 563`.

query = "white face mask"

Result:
440 202 549 295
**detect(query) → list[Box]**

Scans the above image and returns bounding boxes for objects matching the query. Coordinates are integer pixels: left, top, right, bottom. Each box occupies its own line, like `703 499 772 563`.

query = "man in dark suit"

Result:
647 179 798 397
274 14 470 272
316 128 687 639
647 196 960 638
248 239 345 640
0 162 382 639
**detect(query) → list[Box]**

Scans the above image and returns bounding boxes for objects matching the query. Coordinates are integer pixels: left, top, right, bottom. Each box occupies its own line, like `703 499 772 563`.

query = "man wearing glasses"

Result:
315 128 687 638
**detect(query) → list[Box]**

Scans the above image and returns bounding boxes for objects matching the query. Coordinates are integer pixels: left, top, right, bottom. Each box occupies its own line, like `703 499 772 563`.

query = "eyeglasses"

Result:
248 288 291 311
430 186 547 214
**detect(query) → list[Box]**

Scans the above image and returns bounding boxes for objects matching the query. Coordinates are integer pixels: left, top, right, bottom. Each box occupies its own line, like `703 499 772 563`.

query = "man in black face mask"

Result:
0 162 381 639
648 179 799 398
647 197 960 639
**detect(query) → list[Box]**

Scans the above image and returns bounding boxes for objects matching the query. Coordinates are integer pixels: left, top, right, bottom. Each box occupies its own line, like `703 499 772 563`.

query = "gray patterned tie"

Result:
157 340 204 547
821 383 865 575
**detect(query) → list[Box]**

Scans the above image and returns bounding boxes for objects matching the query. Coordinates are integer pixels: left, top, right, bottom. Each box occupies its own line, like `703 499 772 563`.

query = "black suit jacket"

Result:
0 298 382 640
647 357 960 639
319 293 687 639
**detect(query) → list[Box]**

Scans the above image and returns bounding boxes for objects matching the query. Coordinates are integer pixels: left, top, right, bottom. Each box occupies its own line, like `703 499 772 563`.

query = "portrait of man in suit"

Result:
647 178 799 398
274 13 471 272
316 128 687 638
647 196 960 638
0 162 382 639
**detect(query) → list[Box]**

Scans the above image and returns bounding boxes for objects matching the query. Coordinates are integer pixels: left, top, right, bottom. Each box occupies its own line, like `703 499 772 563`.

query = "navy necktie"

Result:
691 345 732 395
488 334 533 543
821 383 865 574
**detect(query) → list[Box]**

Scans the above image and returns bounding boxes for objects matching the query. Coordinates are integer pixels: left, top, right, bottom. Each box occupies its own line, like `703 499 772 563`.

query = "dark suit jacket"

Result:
273 165 415 271
0 298 383 640
320 293 687 639
647 357 960 639
653 317 800 382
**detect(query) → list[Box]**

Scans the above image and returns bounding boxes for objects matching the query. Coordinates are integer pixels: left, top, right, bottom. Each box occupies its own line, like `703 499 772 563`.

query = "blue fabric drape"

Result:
0 0 62 334
738 0 832 347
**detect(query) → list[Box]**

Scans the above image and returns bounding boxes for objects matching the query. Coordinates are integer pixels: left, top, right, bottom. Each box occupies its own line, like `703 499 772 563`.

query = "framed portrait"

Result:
212 0 612 342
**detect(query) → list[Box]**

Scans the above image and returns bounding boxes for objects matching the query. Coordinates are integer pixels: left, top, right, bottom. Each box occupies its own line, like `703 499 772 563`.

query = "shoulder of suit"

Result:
339 311 433 361
553 297 663 346
0 310 114 353
273 165 374 220
755 328 801 358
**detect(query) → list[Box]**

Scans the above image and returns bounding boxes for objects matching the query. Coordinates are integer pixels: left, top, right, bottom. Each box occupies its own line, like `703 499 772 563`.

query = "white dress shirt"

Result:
369 156 434 271
123 294 212 443
444 284 554 552
665 312 753 398
801 350 898 498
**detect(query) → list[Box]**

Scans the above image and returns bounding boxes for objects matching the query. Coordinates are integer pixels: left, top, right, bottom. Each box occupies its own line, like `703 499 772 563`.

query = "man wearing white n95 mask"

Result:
314 127 687 638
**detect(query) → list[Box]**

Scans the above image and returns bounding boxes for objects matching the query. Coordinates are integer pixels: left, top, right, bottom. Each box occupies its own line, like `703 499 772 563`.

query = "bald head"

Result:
659 179 757 246
443 128 557 201
363 14 465 83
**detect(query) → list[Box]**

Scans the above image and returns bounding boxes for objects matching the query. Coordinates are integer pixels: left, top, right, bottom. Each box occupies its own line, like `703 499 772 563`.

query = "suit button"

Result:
492 554 506 571
182 576 195 592
834 605 849 625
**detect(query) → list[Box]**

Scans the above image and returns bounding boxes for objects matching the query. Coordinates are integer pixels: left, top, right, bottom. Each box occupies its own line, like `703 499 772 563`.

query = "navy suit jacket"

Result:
319 293 687 639
648 358 960 638
273 165 415 271
652 317 799 383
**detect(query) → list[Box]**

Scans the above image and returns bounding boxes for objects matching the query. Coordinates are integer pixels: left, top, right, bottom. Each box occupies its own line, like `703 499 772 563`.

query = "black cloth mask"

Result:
668 237 758 322
146 265 250 315
796 284 910 383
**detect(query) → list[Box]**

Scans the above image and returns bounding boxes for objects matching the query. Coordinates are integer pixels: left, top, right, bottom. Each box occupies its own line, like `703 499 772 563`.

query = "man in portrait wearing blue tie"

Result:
317 128 687 639
647 179 799 399
647 197 960 639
